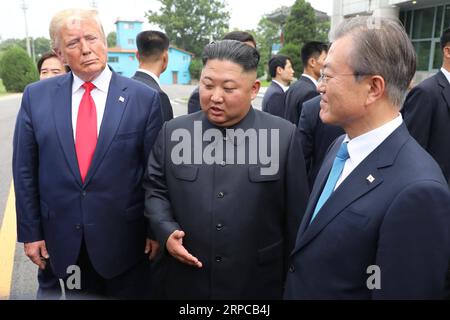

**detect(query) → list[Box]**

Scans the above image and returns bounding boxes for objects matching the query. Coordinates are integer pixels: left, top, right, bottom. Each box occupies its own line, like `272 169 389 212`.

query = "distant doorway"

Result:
172 71 178 84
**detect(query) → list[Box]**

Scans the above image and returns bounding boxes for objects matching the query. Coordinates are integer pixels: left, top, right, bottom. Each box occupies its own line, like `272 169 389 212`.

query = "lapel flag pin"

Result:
366 175 375 183
119 96 125 102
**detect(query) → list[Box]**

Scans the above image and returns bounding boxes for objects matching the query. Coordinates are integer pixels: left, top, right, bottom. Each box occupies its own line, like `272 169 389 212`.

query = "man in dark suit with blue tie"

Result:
284 16 450 299
132 30 174 122
13 8 163 299
402 28 450 186
284 41 328 125
262 55 294 117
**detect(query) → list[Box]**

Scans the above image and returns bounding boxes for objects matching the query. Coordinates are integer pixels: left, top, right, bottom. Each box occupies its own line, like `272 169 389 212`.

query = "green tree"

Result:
283 0 316 47
146 0 230 56
107 31 117 48
279 43 302 78
0 46 38 92
255 16 279 79
33 37 51 61
316 20 331 42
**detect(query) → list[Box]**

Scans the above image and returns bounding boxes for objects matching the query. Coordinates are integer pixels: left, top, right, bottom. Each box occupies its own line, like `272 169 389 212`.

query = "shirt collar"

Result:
441 67 450 85
137 68 160 86
272 80 289 92
343 114 403 167
302 73 318 87
72 66 112 94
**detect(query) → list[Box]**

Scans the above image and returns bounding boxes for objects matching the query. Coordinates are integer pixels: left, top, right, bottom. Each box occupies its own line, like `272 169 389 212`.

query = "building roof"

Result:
108 45 194 56
114 18 144 24
170 46 194 57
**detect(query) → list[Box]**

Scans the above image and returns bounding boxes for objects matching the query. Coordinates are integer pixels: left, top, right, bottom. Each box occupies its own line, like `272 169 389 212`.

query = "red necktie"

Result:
75 82 97 183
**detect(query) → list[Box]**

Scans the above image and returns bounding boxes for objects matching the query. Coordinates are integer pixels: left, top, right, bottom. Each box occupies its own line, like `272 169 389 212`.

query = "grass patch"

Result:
260 80 271 87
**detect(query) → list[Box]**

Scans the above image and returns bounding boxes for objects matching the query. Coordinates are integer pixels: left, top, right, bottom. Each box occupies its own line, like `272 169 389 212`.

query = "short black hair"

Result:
301 41 328 65
268 55 291 78
223 31 256 47
441 28 450 50
202 40 260 72
136 30 170 59
37 51 70 73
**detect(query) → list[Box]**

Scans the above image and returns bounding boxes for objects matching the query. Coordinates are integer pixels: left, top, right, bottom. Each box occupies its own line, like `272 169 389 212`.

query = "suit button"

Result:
82 191 87 196
75 224 81 230
289 265 295 273
220 161 226 167
216 224 223 231
217 192 224 198
215 256 222 262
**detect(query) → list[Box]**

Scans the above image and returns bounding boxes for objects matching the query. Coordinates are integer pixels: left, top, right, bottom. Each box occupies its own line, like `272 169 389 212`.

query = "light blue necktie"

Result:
310 142 349 223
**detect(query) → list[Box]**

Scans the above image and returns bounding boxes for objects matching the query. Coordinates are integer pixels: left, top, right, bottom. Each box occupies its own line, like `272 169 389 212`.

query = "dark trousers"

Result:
64 240 151 300
36 264 62 300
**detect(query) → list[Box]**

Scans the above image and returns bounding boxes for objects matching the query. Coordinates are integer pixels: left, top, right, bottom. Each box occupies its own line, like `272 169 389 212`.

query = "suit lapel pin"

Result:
119 96 125 103
366 174 375 184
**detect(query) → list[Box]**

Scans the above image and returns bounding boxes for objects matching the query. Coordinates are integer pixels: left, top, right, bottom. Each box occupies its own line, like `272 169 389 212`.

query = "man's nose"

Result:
80 38 91 55
210 89 224 103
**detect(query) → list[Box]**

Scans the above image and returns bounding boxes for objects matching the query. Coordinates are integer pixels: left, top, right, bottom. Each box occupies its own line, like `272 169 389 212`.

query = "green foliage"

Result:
279 42 302 78
283 0 316 47
107 32 117 48
0 46 38 92
0 79 6 94
255 17 279 79
316 20 331 42
146 0 230 56
1 37 51 63
189 57 203 80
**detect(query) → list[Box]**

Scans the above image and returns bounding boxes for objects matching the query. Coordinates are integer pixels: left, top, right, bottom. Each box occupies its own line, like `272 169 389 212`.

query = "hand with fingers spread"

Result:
166 230 202 268
145 238 160 261
24 240 50 270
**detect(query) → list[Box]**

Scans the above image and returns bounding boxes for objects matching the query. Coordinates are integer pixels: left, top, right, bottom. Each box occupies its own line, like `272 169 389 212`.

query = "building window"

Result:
108 56 119 63
401 4 450 71
123 23 134 30
128 39 135 45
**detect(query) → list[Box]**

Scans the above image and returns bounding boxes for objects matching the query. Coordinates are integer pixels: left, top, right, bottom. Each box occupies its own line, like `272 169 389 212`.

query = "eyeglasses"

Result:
318 70 357 84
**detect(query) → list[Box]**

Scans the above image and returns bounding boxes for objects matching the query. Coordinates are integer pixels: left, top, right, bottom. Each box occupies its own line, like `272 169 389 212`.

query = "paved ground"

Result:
0 84 265 300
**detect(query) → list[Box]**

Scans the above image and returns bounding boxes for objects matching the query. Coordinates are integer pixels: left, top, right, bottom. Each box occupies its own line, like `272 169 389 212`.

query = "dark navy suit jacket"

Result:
262 81 286 118
13 71 163 279
284 76 318 125
402 71 450 186
284 124 450 299
132 70 174 122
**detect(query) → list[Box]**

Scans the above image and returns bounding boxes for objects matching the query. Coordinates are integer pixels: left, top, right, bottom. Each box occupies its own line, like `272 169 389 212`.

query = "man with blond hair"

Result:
13 8 163 299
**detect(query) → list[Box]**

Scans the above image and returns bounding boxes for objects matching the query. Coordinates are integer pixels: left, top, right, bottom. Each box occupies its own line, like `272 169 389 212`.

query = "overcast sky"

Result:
0 0 333 40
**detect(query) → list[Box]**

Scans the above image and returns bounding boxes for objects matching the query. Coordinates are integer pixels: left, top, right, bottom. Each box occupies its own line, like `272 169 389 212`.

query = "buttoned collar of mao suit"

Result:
137 68 161 87
201 107 256 147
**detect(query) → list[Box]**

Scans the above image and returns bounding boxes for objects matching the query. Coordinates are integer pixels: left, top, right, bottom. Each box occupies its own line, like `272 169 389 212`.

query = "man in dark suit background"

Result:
13 8 163 299
187 31 256 114
284 41 328 125
402 28 450 186
144 40 309 299
298 95 344 188
262 55 294 117
133 30 174 122
284 16 450 299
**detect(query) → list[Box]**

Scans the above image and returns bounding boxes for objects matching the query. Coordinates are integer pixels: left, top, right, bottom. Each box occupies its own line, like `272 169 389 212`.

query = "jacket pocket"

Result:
258 239 283 265
341 210 370 229
114 131 142 141
172 164 199 181
248 166 280 182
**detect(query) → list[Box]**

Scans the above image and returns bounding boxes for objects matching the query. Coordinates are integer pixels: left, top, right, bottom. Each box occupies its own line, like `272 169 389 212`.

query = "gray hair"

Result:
49 8 105 50
332 16 416 107
202 40 260 72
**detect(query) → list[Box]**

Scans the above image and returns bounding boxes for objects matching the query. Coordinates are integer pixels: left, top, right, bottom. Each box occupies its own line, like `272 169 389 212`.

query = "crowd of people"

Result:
11 8 450 300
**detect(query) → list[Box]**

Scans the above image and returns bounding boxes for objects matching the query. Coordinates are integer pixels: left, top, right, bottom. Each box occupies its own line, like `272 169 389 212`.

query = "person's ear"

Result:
365 75 385 105
443 46 450 59
251 79 261 100
136 51 140 61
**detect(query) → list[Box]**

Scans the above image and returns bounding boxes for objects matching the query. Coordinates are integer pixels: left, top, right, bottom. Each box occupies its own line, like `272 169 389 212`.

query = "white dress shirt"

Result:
272 80 289 92
71 66 112 140
441 67 450 85
302 73 318 88
334 114 403 189
136 68 161 87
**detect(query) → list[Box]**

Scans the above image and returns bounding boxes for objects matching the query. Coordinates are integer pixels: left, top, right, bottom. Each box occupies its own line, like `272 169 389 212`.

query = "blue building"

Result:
107 19 193 84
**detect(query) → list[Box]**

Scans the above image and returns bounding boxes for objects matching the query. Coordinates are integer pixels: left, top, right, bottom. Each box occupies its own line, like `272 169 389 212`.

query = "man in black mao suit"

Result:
133 30 173 122
144 40 309 299
262 55 294 117
284 41 328 125
298 95 344 187
402 28 450 186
